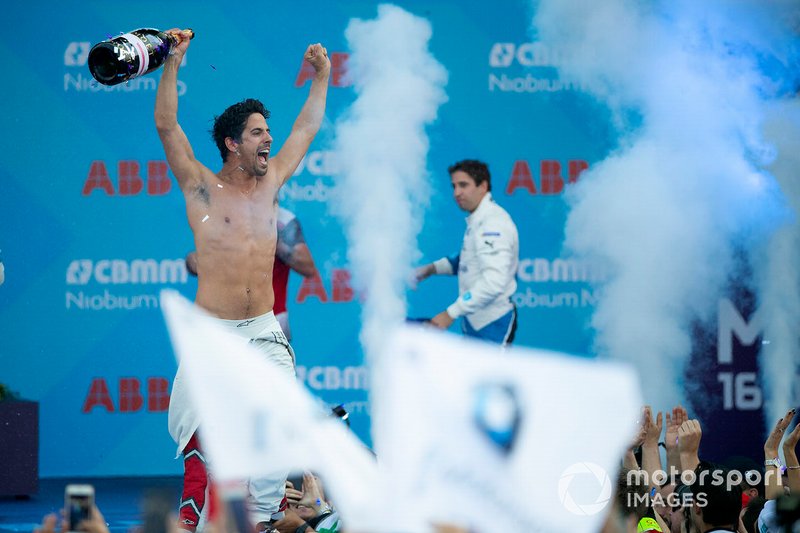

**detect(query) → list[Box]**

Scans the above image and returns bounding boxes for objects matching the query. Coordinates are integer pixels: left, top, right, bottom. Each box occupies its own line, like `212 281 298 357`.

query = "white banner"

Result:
159 290 380 531
371 327 642 532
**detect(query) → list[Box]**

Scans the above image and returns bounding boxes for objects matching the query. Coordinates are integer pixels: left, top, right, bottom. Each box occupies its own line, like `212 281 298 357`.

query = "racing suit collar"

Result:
467 191 493 221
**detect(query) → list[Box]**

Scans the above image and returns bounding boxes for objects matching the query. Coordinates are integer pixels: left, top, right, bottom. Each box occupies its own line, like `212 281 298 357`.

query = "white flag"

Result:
159 290 380 531
371 326 642 533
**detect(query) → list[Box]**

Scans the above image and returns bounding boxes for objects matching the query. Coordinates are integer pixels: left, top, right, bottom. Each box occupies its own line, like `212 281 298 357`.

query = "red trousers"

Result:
178 433 213 532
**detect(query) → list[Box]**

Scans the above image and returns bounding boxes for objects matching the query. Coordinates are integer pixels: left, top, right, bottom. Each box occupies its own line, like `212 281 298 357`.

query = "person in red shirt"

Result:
269 207 319 341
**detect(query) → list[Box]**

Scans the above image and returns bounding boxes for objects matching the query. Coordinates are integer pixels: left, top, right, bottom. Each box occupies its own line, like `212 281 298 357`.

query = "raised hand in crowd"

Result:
276 473 337 532
764 408 795 500
34 506 110 533
677 419 702 473
624 415 648 471
642 406 663 448
782 409 800 494
639 407 672 533
641 406 664 493
285 479 304 511
663 405 687 479
77 507 111 533
33 514 60 533
296 473 330 521
273 508 315 533
664 406 688 449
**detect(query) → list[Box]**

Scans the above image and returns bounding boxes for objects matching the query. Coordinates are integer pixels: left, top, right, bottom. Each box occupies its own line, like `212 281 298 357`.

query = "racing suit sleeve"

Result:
446 221 515 318
433 254 460 276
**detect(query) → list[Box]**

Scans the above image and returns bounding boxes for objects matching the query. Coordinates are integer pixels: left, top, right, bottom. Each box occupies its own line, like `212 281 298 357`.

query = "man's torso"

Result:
457 198 519 329
185 166 281 319
459 201 519 289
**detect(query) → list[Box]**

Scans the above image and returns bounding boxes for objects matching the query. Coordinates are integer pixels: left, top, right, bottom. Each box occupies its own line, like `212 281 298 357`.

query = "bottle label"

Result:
121 33 150 78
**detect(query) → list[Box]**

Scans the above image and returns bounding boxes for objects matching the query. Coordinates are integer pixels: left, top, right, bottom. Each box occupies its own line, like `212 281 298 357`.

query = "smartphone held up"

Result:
65 484 94 532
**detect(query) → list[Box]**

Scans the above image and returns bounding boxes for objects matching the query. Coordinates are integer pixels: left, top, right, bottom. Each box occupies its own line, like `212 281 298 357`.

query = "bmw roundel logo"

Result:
472 382 522 454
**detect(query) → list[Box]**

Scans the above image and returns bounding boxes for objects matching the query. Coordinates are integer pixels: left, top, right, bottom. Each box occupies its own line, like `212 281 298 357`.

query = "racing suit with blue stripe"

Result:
432 192 519 343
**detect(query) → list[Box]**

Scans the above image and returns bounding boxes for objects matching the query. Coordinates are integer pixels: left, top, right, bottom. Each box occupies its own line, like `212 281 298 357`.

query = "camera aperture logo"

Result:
558 462 612 516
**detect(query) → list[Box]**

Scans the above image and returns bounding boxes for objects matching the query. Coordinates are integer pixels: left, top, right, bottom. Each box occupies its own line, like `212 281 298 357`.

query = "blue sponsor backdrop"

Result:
0 0 765 477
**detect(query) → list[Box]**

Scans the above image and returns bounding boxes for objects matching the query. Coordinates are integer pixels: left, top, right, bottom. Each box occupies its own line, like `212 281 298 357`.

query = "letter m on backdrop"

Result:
717 298 763 364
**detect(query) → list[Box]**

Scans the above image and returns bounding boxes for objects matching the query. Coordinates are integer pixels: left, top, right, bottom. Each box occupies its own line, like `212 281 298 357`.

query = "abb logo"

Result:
505 160 589 195
297 269 355 303
82 377 170 413
83 160 172 196
295 52 350 87
489 42 561 68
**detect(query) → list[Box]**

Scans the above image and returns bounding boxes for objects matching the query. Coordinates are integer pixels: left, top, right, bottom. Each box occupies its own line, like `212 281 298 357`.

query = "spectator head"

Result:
689 461 743 532
739 496 765 533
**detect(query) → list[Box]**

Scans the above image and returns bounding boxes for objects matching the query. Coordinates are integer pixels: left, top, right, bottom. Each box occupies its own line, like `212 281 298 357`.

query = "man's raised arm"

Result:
154 29 201 191
271 43 331 185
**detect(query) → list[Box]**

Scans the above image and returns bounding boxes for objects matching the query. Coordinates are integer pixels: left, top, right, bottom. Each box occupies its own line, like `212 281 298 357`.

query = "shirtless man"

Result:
154 29 330 532
185 207 319 342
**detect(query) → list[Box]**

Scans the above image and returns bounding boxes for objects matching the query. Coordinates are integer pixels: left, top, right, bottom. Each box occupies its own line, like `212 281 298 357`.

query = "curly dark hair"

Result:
211 98 271 162
448 159 491 191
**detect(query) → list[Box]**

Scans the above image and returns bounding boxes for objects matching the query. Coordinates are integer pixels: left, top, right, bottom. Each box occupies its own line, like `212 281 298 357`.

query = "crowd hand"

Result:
273 508 309 533
782 410 800 460
664 405 687 451
677 419 702 472
34 507 110 533
677 420 702 454
78 507 111 533
299 473 328 516
304 43 330 76
430 311 454 329
642 406 663 448
765 409 796 500
285 480 304 508
623 412 647 470
33 514 60 533
782 410 800 494
630 410 647 450
765 408 795 457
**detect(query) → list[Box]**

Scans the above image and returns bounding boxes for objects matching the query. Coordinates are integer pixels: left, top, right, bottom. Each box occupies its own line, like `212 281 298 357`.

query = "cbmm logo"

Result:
489 43 515 67
64 42 91 66
66 260 92 285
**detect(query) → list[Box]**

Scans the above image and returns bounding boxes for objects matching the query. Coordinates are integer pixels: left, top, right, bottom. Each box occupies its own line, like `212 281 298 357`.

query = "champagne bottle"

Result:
88 28 194 86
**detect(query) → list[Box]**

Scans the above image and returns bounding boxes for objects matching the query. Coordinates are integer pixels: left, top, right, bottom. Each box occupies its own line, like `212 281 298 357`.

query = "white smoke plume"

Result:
755 100 800 427
332 4 448 359
531 0 798 412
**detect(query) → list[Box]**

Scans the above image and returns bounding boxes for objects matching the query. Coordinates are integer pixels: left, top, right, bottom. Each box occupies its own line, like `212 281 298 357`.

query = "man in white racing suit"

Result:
416 159 519 345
